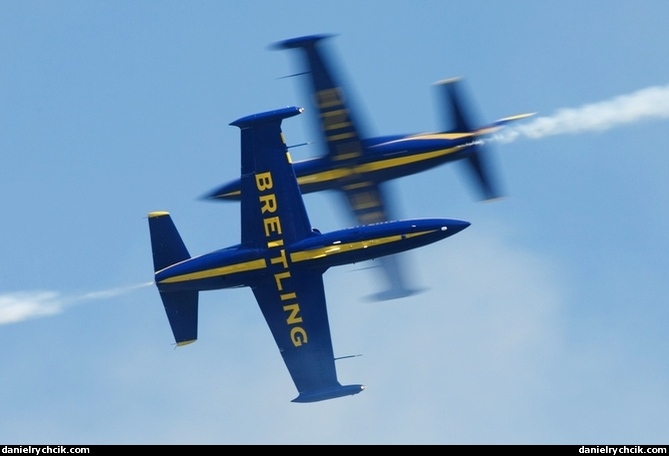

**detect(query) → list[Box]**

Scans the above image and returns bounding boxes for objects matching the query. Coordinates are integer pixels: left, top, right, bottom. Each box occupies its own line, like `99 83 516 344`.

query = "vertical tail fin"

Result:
147 211 198 346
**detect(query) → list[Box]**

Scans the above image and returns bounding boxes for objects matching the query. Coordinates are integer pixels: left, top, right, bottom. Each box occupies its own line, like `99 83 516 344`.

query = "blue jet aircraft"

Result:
205 34 532 300
148 106 470 403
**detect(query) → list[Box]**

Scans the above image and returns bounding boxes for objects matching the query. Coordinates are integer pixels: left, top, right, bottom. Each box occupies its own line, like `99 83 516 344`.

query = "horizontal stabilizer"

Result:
465 148 499 201
148 212 198 345
159 290 198 346
292 384 365 403
148 211 190 272
437 77 473 133
435 78 502 200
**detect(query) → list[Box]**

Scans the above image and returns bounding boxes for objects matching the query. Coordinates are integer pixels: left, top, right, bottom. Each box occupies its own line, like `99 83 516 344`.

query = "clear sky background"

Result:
2 1 668 445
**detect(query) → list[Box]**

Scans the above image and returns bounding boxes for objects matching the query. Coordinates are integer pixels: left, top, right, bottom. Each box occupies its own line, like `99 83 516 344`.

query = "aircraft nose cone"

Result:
441 219 470 236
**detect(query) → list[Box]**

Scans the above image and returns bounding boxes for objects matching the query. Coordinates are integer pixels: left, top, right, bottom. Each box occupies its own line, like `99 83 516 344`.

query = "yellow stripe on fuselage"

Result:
296 145 460 186
401 132 474 141
474 126 502 135
225 138 463 194
289 230 437 263
355 145 460 173
158 258 267 284
297 168 351 185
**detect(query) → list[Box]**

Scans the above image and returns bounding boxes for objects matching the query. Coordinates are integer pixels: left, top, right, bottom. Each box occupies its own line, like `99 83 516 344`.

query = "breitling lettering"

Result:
255 171 308 347
315 87 341 109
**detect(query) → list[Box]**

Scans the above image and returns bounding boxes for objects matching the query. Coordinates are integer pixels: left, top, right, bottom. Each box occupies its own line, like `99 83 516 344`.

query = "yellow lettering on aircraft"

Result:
282 303 303 325
274 271 291 291
315 88 342 109
270 248 288 268
263 216 282 237
258 194 277 214
333 140 362 160
321 109 351 131
256 170 308 348
327 131 356 142
290 327 308 347
255 172 273 191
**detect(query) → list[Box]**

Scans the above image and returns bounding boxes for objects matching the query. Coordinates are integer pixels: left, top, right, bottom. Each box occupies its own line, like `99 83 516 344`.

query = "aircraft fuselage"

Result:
209 132 479 200
154 217 469 292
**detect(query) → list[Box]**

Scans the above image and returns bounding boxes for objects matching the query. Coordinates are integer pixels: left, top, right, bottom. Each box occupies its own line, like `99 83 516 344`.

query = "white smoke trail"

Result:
494 83 669 143
0 282 154 325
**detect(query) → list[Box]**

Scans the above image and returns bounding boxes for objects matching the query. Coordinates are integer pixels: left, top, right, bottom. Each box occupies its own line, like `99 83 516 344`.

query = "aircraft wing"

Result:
273 34 367 165
275 35 417 299
251 271 362 403
235 108 314 248
234 106 363 402
339 180 419 299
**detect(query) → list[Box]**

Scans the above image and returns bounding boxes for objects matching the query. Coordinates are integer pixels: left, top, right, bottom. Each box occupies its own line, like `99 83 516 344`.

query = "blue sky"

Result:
1 1 668 444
